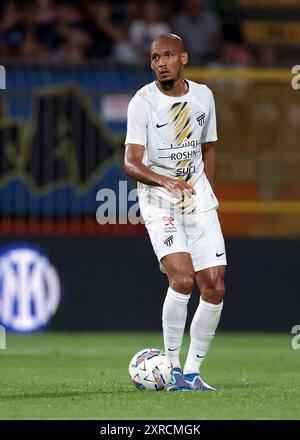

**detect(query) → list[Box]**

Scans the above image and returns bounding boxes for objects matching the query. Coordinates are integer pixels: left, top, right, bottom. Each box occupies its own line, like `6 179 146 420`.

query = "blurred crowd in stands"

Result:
0 0 279 67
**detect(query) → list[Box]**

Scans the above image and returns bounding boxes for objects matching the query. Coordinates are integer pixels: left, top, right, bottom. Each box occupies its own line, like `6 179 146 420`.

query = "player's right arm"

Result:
124 144 195 198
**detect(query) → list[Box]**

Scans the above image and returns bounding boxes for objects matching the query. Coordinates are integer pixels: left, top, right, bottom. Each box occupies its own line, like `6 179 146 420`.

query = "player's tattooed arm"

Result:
202 142 216 190
124 143 196 198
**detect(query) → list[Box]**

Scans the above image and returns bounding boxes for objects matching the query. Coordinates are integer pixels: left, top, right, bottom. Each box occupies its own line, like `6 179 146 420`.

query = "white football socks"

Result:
183 297 223 375
162 287 191 370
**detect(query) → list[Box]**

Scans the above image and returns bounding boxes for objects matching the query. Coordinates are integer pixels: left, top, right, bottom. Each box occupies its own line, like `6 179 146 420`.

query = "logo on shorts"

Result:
163 235 174 247
162 216 174 226
196 112 205 126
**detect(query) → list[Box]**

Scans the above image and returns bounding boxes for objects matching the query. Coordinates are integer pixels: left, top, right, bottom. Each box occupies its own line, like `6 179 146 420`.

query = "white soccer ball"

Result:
129 348 173 391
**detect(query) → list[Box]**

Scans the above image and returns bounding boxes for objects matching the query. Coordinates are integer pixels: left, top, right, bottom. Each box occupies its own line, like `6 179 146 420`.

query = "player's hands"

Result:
160 176 196 199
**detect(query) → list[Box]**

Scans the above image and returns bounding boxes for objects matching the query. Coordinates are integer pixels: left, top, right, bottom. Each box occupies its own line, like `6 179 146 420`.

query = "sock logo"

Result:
196 354 205 358
168 347 180 352
216 252 225 257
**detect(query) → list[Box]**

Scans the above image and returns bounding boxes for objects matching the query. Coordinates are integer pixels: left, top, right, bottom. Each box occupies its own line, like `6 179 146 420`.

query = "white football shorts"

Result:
144 208 227 273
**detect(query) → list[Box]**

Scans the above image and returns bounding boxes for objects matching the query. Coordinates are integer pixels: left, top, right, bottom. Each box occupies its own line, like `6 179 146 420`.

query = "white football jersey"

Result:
125 79 219 214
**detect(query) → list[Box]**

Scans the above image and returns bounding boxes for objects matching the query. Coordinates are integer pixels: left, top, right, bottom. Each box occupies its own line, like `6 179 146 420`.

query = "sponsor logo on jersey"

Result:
182 139 201 149
157 139 201 160
170 150 199 161
196 112 205 126
176 165 196 176
163 235 174 247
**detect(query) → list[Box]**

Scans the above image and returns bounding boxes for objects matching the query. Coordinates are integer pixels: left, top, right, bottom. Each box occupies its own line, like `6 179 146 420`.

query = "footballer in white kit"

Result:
124 33 227 392
125 79 226 272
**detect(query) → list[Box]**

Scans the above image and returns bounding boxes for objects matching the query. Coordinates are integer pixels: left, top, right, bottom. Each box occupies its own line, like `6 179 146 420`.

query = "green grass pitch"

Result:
0 332 299 420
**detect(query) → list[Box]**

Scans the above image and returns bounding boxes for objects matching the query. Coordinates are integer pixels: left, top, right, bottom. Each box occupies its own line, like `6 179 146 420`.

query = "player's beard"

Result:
159 79 175 90
158 69 181 91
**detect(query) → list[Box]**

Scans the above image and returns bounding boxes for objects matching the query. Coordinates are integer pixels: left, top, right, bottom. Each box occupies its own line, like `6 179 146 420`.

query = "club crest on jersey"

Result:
163 235 174 247
196 112 205 126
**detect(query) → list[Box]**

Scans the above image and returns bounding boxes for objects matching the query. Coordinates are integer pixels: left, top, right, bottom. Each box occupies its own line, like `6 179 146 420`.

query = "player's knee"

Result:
169 270 195 294
214 281 225 301
201 277 225 303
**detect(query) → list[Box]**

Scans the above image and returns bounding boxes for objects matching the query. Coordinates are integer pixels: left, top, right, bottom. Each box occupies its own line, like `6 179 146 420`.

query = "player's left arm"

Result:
202 142 216 190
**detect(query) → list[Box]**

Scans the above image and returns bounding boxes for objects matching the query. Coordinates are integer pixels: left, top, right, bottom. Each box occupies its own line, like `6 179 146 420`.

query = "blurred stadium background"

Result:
0 0 299 336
